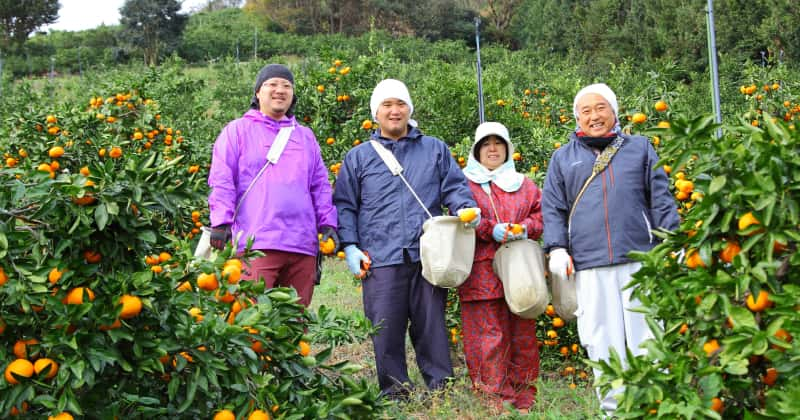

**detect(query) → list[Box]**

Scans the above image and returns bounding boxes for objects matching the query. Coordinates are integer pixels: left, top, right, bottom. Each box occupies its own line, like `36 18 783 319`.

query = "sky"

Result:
43 0 209 32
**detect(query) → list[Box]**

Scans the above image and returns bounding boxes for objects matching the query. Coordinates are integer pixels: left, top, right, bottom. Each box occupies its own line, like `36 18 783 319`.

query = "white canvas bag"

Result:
370 140 475 288
195 125 295 259
493 239 548 319
484 189 548 319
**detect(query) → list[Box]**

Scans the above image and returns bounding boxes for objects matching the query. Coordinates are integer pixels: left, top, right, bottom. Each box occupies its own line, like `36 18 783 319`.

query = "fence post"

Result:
474 17 485 124
705 0 723 139
49 56 55 86
254 27 258 61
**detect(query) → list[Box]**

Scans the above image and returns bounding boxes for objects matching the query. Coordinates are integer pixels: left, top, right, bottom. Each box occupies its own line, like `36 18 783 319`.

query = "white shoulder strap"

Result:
234 125 295 219
267 125 294 164
369 140 433 219
369 140 403 175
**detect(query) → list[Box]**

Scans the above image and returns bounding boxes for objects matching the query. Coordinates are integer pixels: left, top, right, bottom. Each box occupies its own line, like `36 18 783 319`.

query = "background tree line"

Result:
1 0 799 78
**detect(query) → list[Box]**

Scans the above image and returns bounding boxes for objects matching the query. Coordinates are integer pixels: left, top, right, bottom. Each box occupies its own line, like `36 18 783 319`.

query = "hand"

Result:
457 207 482 229
492 223 511 242
344 245 371 277
210 224 232 250
548 248 574 280
508 223 527 241
320 226 340 253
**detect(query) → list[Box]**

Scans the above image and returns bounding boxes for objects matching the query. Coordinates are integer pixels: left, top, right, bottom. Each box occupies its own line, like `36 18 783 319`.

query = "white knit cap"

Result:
474 121 510 144
572 83 619 120
370 79 416 127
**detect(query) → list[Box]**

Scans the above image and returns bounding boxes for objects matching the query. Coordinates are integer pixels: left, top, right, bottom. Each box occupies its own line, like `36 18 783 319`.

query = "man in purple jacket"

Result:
207 64 338 307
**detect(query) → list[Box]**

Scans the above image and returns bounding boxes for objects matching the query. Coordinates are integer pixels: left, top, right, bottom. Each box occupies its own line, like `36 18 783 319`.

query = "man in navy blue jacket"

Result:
334 79 480 399
542 83 679 416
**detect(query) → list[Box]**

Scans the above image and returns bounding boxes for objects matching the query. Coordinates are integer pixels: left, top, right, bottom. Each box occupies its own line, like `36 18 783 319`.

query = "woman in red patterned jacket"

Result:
459 121 544 413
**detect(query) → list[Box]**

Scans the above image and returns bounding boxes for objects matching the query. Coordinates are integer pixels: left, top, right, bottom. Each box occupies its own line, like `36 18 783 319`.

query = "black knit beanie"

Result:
250 64 298 116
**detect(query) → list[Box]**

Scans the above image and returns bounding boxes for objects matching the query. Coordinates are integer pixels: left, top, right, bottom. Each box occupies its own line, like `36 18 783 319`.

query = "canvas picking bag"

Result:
419 215 476 288
370 140 475 288
493 239 548 319
483 189 548 319
194 125 295 259
548 259 578 321
194 227 214 259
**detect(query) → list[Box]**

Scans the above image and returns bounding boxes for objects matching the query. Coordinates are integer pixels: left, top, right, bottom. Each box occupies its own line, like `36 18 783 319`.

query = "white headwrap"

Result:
370 79 417 127
463 121 524 193
572 82 621 133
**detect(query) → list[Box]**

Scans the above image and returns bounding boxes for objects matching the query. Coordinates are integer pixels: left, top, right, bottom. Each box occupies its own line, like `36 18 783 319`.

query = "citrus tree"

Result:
592 111 799 418
0 90 382 418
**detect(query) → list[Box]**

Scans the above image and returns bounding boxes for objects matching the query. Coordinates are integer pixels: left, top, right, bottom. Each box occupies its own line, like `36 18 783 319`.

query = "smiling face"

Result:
375 98 410 140
576 93 617 137
256 77 293 119
478 135 508 170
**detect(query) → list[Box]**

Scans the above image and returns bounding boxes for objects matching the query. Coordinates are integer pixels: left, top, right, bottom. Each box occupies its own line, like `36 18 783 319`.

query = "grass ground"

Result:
311 259 600 419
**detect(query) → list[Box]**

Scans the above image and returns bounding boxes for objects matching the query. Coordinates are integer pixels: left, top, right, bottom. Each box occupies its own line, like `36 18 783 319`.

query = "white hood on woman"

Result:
463 121 525 193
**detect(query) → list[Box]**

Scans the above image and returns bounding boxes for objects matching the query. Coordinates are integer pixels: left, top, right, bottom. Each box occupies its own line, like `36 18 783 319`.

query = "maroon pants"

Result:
461 298 540 409
242 250 316 306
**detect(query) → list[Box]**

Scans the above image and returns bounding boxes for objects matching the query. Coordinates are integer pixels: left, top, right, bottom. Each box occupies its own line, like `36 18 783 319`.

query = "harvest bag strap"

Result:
567 135 625 226
369 140 434 219
483 185 503 223
233 124 295 220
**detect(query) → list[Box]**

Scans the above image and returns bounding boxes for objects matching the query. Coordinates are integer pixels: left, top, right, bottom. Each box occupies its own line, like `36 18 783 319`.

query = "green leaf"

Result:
168 375 179 401
751 265 768 283
708 176 726 195
236 307 262 326
176 367 199 412
754 194 775 212
106 201 119 216
95 203 108 231
698 373 723 398
719 210 734 233
722 358 748 375
137 230 157 243
728 306 756 330
32 394 58 409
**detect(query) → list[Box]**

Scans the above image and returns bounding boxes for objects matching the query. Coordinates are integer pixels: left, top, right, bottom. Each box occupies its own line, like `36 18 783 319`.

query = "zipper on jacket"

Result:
602 174 613 263
641 210 653 243
396 143 408 255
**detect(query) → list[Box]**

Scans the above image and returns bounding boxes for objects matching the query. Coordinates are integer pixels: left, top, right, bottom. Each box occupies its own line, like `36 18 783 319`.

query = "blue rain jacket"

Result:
542 132 679 271
334 126 476 268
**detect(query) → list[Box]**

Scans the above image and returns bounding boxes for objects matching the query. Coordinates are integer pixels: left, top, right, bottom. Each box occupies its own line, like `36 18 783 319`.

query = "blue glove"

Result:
457 207 482 229
344 245 370 276
492 223 511 242
492 223 527 242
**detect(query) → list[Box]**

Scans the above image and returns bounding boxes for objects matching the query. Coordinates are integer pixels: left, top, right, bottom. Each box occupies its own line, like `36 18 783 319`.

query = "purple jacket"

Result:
208 110 336 255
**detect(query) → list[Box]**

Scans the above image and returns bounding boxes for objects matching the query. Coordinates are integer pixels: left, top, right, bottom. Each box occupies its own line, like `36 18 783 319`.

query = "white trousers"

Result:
574 262 653 415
